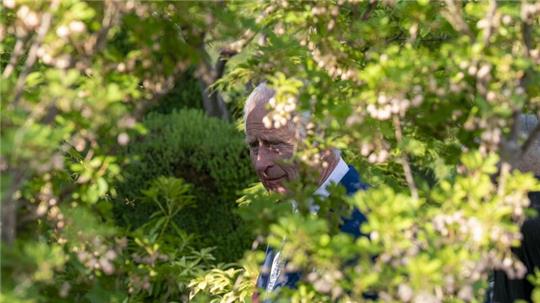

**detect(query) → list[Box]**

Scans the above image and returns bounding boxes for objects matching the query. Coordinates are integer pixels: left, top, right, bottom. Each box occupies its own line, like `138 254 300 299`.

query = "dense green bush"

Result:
115 109 256 263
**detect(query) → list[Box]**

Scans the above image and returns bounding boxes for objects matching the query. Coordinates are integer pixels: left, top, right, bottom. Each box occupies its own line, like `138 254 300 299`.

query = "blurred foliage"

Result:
529 269 540 303
1 0 540 302
213 0 540 302
147 68 203 115
0 0 250 302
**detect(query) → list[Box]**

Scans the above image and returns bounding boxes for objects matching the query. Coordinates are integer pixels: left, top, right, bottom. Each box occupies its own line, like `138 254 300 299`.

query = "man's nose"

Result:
255 146 274 176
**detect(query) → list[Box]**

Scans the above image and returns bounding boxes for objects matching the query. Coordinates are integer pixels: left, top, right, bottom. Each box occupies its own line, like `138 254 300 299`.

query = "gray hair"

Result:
243 83 275 131
244 82 341 157
243 83 341 159
243 83 311 139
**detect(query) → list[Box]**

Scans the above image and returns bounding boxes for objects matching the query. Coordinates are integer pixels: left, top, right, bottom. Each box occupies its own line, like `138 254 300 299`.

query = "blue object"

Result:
256 165 369 293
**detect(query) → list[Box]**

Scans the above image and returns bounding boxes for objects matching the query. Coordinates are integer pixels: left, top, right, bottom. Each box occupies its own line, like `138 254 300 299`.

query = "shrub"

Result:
114 109 256 262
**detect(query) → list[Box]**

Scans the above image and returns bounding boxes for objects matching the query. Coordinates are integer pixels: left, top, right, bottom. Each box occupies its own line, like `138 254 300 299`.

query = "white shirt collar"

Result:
314 156 349 197
290 156 349 213
270 157 350 291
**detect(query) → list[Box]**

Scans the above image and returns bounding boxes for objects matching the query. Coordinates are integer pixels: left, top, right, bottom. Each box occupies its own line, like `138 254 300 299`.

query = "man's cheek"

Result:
282 146 294 158
250 154 259 170
287 167 299 180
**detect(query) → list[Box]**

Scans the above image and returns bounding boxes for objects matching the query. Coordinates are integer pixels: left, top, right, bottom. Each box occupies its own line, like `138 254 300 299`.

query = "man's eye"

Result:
271 142 285 148
249 142 259 149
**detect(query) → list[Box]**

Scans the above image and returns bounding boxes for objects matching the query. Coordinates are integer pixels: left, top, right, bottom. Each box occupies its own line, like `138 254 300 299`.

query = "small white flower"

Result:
55 56 70 69
502 15 512 25
467 65 478 76
56 25 70 38
477 64 491 79
3 0 16 9
25 12 39 28
262 116 272 128
477 19 488 29
117 133 130 146
398 284 413 302
268 97 276 107
69 20 85 33
16 5 29 19
117 63 126 72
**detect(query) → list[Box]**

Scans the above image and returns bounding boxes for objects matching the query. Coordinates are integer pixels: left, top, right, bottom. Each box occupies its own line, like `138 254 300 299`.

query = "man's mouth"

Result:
264 175 286 182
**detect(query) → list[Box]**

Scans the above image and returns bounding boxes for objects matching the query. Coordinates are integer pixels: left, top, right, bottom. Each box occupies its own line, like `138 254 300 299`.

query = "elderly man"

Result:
244 83 369 300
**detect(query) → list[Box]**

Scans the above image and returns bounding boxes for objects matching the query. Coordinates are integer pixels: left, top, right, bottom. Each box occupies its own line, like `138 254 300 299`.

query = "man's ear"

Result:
320 149 339 165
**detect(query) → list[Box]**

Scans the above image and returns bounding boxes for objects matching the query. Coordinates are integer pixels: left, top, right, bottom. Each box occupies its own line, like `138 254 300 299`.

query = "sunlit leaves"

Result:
221 1 540 301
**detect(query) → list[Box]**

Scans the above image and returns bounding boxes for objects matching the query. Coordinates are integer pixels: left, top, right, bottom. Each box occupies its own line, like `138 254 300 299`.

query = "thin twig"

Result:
361 1 376 21
1 170 27 243
519 0 533 97
393 116 419 200
497 162 510 197
482 0 498 47
2 36 27 78
12 0 60 107
518 1 537 157
197 28 256 121
94 0 118 54
443 0 473 39
521 0 533 57
213 28 257 83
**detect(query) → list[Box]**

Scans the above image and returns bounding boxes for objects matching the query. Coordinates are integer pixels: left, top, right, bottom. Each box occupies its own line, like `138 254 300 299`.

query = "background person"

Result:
493 114 540 303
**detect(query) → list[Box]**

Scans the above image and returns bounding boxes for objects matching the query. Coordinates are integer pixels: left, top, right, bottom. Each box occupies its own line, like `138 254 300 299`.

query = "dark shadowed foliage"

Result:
114 109 256 262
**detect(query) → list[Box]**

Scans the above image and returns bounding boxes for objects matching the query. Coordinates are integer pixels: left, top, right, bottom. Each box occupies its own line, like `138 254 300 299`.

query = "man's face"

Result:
245 103 299 193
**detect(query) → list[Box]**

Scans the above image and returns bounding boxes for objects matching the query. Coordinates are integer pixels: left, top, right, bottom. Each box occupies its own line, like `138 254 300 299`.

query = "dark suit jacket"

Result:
493 187 540 303
255 165 369 296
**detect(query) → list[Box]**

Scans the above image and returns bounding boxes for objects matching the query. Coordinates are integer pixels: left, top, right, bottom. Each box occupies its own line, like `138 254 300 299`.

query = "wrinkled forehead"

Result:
245 101 269 125
245 95 266 120
246 115 289 137
245 104 295 140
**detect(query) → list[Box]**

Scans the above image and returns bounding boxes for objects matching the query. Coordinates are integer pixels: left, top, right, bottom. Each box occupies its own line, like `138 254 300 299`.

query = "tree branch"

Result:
11 0 60 108
393 116 419 200
482 0 498 47
1 170 27 244
517 1 537 158
197 29 256 121
518 0 533 98
361 1 376 21
94 0 119 54
521 0 533 57
2 36 27 78
443 0 473 39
